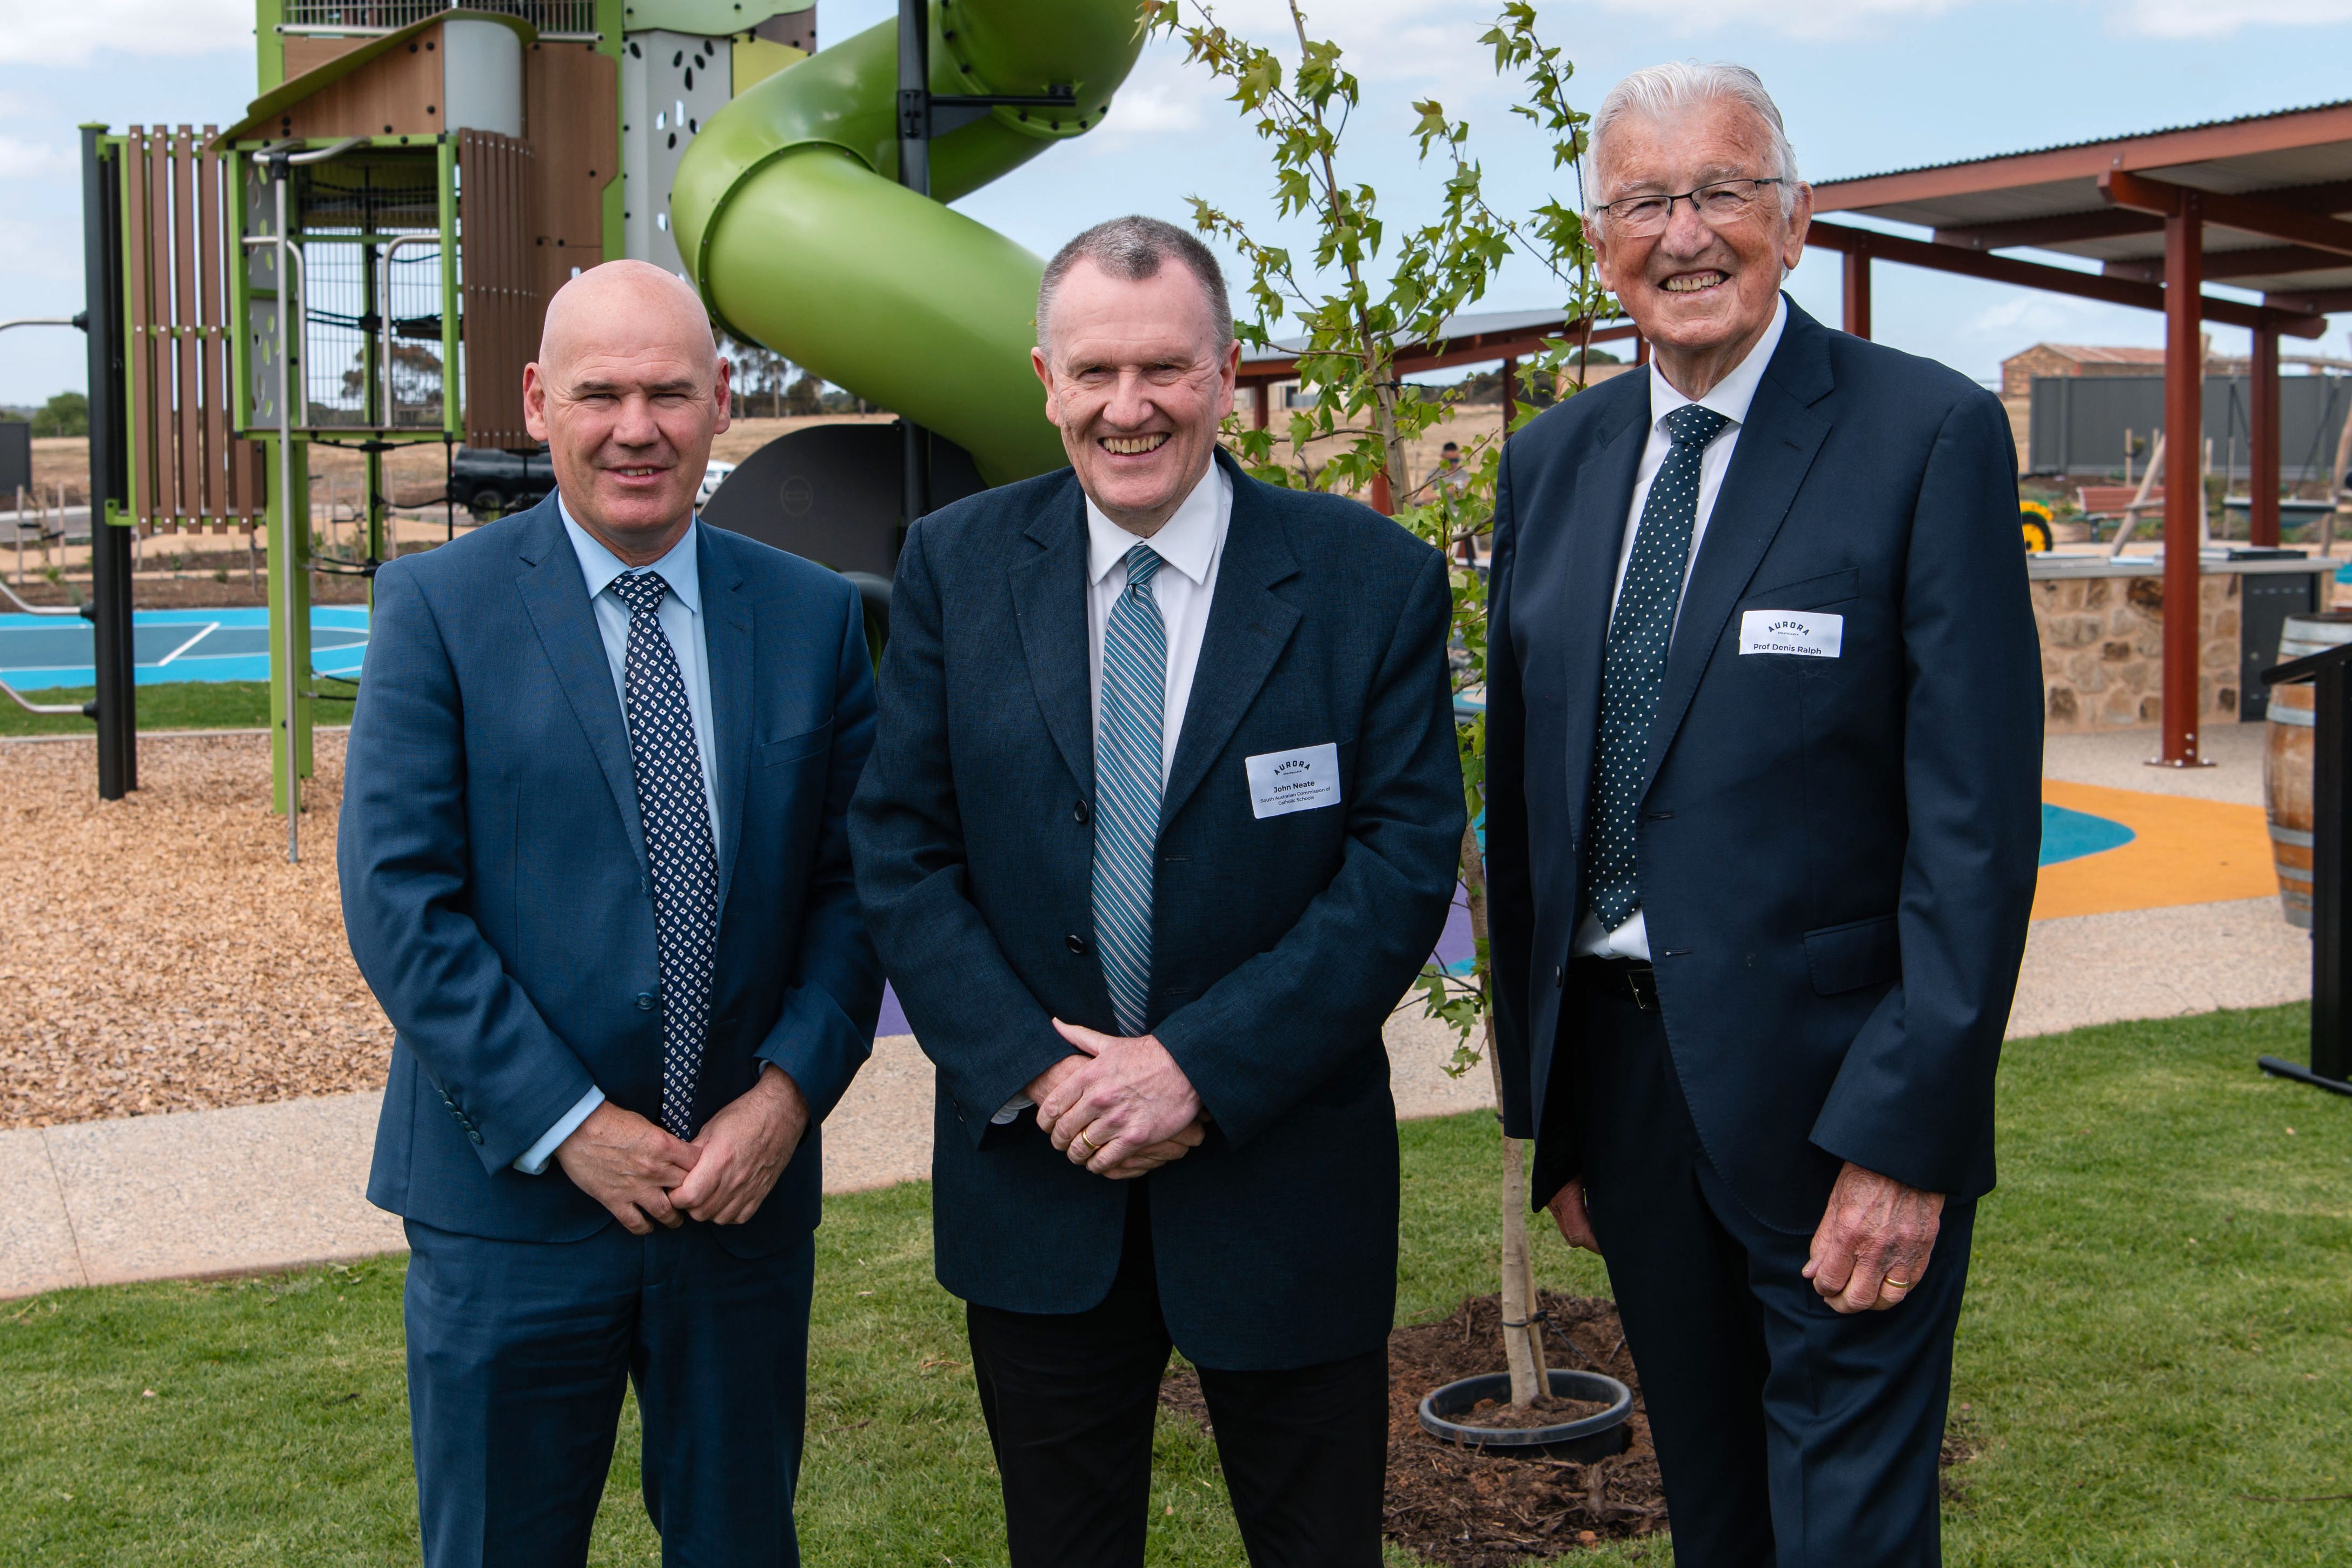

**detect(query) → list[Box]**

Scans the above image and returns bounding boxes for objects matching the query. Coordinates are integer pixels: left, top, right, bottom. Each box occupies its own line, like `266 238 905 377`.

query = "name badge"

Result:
1245 742 1342 820
1739 609 1843 659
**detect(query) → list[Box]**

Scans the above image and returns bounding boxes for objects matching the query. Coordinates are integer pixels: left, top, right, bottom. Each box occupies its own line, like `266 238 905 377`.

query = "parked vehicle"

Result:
449 446 556 520
699 459 736 507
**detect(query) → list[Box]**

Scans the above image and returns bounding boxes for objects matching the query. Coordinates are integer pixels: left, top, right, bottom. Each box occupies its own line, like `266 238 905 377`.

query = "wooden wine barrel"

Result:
2264 611 2352 926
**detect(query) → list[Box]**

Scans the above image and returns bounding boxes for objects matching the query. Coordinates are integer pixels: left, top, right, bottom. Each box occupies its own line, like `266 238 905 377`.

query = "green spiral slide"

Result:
669 0 1146 488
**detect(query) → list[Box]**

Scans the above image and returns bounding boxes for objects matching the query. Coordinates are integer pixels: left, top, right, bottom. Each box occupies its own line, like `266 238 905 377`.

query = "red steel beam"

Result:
2103 242 2351 284
2103 168 2352 260
1843 248 1872 338
1935 208 2162 251
1805 219 2326 337
2250 322 2282 548
1234 319 1642 386
2267 284 2352 313
2161 192 2205 767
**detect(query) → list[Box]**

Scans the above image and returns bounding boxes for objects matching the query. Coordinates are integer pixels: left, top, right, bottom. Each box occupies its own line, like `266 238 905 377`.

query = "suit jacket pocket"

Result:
1803 912 1899 995
760 721 833 767
1742 566 1859 612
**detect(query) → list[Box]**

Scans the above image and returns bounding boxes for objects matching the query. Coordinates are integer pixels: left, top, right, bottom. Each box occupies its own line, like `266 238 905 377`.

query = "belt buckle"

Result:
1624 964 1659 1012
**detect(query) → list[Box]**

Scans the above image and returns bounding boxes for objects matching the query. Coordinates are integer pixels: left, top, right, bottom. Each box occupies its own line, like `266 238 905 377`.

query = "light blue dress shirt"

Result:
513 499 723 1175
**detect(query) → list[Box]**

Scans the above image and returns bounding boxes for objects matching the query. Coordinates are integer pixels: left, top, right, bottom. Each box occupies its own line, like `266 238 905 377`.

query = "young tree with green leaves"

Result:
1148 0 1613 1409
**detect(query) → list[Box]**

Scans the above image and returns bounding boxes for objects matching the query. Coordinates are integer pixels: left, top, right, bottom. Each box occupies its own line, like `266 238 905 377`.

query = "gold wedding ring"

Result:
1883 1276 1915 1291
1074 1132 1101 1155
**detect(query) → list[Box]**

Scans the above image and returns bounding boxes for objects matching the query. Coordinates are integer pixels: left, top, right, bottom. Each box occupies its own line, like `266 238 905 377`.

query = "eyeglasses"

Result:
1597 178 1784 238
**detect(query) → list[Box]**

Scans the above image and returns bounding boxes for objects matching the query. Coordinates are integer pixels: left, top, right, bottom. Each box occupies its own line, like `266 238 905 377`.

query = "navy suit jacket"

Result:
343 495 883 1254
848 450 1464 1370
1486 300 2042 1233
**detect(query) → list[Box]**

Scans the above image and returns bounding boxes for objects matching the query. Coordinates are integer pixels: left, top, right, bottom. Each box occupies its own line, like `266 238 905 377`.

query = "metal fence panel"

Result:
2028 373 2351 481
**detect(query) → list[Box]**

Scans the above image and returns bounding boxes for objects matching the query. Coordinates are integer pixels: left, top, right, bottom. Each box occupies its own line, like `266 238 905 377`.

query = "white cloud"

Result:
0 0 248 67
0 136 75 178
1087 57 1210 145
2111 0 2352 34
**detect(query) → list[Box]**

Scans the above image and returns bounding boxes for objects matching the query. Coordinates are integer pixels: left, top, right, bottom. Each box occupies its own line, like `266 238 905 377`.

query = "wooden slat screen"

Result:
121 125 265 531
459 128 540 451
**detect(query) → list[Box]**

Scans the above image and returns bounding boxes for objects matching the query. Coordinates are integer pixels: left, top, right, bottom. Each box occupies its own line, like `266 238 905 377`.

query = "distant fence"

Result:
2028 373 2350 482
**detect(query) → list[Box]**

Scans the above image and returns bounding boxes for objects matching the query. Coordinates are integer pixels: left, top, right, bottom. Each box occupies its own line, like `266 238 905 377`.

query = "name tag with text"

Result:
1245 743 1342 820
1739 609 1844 659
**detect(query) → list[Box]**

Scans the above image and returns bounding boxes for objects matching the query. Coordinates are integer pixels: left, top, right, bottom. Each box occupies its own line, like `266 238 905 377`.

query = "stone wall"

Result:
2032 572 2238 732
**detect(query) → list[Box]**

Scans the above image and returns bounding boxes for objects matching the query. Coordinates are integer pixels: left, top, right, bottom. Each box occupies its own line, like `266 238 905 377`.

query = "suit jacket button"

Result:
1553 964 1565 988
1066 934 1088 956
1073 799 1091 825
468 1130 483 1145
635 991 659 1011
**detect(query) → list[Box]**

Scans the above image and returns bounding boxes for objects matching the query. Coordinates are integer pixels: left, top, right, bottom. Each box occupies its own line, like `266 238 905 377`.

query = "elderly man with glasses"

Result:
1484 63 2041 1566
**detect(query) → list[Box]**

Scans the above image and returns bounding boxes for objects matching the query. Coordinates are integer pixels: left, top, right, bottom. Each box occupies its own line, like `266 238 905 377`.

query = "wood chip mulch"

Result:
0 732 390 1128
1162 1291 1665 1565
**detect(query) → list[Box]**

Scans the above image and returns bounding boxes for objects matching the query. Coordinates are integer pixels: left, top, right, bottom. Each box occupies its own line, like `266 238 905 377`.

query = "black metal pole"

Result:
81 123 135 798
896 0 932 528
2312 657 2350 1082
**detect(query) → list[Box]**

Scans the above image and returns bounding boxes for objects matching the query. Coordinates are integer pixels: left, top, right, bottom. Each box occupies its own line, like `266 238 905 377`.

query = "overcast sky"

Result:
3 0 2349 409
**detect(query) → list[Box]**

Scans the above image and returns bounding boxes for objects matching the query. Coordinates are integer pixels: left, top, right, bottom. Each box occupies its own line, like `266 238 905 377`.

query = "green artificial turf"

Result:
0 1004 2344 1566
0 681 283 738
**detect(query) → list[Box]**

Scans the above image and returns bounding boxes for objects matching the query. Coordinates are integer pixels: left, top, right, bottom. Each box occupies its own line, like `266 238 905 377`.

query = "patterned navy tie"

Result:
1584 403 1730 931
608 569 719 1139
1093 543 1167 1038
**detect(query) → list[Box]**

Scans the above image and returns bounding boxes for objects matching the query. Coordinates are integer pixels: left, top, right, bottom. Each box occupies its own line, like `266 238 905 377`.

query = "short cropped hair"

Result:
1037 215 1235 353
1588 62 1800 234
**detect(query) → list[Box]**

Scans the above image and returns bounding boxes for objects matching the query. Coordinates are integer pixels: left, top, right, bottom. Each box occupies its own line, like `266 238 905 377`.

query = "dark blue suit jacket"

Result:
342 495 883 1254
848 451 1464 1370
1486 300 2042 1233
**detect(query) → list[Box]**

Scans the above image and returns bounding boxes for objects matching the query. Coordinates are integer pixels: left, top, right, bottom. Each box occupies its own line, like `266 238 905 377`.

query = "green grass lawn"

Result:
1 1005 2345 1566
0 681 282 738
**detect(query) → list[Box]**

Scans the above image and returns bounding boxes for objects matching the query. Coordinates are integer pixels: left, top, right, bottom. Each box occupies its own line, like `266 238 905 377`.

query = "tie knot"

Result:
1663 404 1729 449
1122 543 1165 595
609 570 670 617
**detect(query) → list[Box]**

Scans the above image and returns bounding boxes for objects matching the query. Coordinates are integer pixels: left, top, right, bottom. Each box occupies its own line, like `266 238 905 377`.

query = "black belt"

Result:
1572 955 1659 1012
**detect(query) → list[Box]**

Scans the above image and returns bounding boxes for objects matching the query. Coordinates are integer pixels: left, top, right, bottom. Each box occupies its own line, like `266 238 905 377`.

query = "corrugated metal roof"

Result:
1819 99 2352 188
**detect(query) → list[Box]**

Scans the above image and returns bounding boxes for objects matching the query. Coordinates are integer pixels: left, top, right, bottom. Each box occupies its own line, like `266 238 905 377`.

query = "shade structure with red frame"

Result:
1804 101 2352 765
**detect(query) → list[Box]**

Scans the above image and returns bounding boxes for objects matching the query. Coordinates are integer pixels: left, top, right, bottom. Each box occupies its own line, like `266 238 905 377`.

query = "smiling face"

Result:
1031 257 1239 536
523 261 732 566
1591 95 1811 397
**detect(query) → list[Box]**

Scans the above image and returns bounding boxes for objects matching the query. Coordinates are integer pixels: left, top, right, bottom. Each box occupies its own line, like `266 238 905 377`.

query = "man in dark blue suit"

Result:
849 217 1463 1567
1484 66 2041 1567
341 261 881 1567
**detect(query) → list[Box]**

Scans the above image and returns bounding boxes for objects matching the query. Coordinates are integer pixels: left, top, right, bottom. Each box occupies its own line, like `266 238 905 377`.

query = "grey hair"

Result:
1037 215 1235 354
1587 62 1800 234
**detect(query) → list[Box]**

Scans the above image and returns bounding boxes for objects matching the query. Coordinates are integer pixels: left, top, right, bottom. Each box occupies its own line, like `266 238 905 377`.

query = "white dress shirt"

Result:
515 499 722 1174
1085 460 1234 781
1574 296 1788 963
991 460 1234 1125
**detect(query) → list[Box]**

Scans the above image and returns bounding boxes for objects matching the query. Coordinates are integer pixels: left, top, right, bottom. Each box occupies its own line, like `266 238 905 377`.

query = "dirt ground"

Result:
1163 1290 1664 1566
0 730 389 1130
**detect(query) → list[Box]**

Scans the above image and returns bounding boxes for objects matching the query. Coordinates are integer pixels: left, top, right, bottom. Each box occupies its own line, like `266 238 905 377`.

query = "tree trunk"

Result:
1460 819 1548 1406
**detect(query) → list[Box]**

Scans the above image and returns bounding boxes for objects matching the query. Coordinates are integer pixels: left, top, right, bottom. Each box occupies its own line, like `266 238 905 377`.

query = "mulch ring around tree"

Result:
1162 1291 1664 1565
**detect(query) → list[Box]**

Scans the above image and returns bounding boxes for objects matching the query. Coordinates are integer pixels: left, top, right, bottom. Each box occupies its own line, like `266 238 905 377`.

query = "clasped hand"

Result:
1030 1019 1207 1179
555 1065 809 1234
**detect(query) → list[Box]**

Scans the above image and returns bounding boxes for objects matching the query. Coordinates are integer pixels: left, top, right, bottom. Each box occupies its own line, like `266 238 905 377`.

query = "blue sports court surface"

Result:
0 607 369 691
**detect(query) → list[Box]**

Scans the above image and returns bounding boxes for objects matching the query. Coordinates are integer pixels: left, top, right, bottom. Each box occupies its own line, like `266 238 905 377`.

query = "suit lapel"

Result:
1161 458 1302 829
1010 476 1097 799
1555 397 1652 848
1640 302 1834 791
514 500 647 872
699 523 753 918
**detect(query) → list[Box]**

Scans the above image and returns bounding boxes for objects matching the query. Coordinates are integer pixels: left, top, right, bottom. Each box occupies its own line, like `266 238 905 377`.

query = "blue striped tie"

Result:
1094 543 1167 1038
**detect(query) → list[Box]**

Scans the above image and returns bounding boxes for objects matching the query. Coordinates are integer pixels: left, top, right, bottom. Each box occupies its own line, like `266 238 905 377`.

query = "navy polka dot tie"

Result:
1584 403 1729 931
609 570 718 1140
